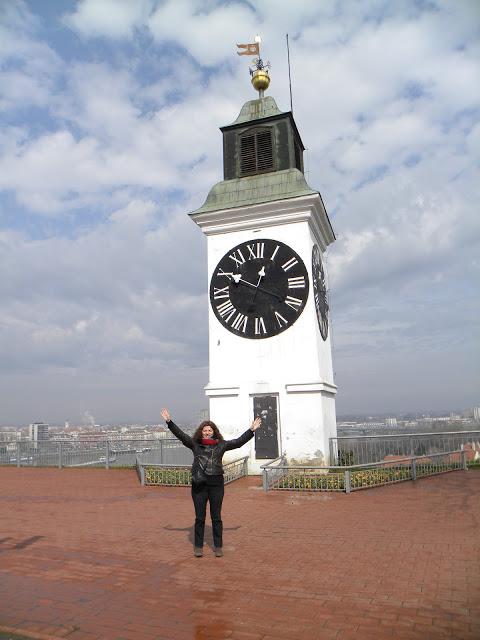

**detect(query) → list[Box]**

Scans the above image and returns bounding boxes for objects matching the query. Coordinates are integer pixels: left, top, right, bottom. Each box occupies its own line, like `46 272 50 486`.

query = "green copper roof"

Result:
191 168 317 215
228 96 283 126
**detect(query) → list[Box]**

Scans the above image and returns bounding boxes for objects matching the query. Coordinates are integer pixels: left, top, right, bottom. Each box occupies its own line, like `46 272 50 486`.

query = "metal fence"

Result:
137 456 249 487
0 438 191 469
330 430 480 466
262 450 468 493
261 456 288 491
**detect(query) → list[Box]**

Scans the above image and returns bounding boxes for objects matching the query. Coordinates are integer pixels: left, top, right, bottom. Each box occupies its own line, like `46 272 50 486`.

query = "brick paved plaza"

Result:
0 467 478 640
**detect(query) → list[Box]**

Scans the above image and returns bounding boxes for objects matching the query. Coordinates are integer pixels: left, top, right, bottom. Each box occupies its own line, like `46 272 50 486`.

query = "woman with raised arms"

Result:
160 408 261 557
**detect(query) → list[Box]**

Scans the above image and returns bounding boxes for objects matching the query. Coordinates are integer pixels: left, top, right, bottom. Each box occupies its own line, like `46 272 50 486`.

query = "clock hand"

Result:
232 273 255 287
232 275 282 301
252 266 266 303
232 274 255 287
256 285 282 301
232 266 265 289
232 273 283 301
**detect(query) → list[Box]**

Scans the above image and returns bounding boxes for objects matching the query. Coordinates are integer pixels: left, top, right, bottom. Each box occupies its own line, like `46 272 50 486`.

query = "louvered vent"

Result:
240 129 274 176
256 131 273 170
240 135 256 175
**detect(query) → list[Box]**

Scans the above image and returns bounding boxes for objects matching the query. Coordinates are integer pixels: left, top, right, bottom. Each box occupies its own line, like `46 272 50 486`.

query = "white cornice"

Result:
190 194 335 249
204 385 240 397
285 381 338 395
204 381 337 396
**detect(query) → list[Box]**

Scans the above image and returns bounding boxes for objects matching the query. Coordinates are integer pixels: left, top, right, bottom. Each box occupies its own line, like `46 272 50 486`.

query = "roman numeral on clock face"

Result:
288 276 305 289
285 295 303 311
229 249 246 268
213 286 230 300
217 269 234 279
281 257 298 272
247 242 264 260
274 311 289 328
216 299 236 322
270 244 280 261
255 317 267 335
231 313 248 333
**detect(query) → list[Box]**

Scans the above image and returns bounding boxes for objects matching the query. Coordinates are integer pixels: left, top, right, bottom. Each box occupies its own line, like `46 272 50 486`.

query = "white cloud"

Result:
0 70 51 111
0 197 207 379
0 54 239 213
148 0 257 66
0 2 62 114
63 0 154 39
0 0 479 422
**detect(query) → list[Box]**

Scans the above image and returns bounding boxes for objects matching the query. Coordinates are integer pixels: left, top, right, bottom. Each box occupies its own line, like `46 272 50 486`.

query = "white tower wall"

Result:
192 193 337 473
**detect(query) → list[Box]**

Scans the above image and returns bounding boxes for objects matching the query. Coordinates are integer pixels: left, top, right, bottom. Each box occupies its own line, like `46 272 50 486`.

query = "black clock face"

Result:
312 244 329 340
210 239 309 339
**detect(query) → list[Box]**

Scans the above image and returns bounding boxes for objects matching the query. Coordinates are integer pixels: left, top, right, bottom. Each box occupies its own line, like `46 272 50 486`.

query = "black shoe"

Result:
194 547 203 557
214 547 223 557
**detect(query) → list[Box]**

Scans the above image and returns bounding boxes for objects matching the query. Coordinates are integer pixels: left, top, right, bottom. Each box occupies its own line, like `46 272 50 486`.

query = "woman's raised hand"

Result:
161 408 171 422
250 416 262 431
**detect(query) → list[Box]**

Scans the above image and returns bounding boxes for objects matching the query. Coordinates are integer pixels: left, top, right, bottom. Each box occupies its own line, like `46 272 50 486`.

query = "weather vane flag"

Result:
236 41 259 56
236 35 271 97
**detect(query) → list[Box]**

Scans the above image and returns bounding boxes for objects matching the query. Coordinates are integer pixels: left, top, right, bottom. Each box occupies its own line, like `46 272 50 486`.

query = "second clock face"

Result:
210 239 309 339
312 244 329 341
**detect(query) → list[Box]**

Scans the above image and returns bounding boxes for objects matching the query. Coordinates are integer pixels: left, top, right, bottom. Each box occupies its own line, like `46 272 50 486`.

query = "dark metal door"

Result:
253 395 279 459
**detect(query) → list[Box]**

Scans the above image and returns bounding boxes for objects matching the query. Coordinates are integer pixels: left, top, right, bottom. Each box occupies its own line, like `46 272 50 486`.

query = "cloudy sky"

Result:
0 0 479 425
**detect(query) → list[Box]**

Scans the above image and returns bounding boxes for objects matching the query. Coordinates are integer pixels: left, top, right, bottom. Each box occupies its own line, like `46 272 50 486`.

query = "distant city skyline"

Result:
1 404 478 430
0 1 479 424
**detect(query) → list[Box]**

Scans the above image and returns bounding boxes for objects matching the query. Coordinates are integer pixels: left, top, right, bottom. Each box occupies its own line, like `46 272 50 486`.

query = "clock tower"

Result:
190 60 337 473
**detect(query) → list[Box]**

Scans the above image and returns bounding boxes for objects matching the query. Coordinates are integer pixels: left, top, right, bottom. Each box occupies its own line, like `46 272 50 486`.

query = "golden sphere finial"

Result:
251 69 270 93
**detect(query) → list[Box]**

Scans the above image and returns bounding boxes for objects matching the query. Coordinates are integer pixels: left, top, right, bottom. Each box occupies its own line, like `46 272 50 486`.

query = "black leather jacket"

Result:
166 420 254 476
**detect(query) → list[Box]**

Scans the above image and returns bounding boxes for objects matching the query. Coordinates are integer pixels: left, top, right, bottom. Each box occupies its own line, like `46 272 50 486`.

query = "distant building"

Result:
29 422 49 443
0 430 21 441
386 418 397 427
29 422 49 440
473 407 480 422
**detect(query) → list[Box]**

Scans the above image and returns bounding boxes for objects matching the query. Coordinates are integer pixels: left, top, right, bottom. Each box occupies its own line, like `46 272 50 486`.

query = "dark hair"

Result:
193 420 224 442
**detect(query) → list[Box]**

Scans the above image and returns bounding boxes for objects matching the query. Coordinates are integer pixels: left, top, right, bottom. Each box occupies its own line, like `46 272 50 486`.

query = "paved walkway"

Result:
0 467 478 640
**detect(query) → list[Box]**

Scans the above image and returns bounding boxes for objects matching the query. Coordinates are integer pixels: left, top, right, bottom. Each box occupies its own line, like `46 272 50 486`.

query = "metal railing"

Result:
330 430 480 466
137 456 249 487
0 438 191 469
261 456 288 491
262 450 468 493
223 456 249 484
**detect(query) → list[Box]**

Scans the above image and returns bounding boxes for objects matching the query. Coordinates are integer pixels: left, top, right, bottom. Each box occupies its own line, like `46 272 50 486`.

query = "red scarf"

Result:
201 438 219 446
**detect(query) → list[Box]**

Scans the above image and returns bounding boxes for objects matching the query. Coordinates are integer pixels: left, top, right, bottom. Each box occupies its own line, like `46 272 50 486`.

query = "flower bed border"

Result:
137 456 249 487
262 450 468 493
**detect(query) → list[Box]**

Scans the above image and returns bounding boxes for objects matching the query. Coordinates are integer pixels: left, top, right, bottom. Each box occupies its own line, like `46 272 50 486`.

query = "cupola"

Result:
221 96 305 180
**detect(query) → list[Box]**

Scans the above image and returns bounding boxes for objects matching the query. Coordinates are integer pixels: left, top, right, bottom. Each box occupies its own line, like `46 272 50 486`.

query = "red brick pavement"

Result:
0 467 478 640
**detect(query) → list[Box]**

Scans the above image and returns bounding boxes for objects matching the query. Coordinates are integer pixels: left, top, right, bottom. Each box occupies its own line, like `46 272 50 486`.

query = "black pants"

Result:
191 482 224 548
